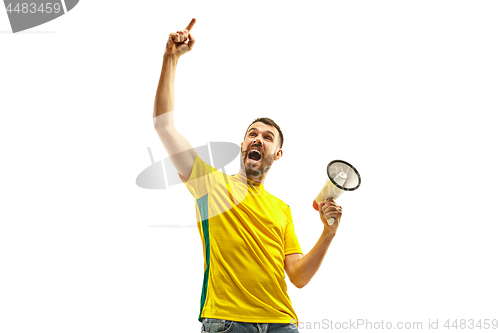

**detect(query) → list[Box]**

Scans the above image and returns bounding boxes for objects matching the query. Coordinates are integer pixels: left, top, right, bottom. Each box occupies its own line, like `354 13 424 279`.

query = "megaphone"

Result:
313 160 361 225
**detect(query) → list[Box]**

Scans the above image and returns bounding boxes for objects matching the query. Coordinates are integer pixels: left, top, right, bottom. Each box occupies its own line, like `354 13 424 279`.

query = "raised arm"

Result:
153 18 197 180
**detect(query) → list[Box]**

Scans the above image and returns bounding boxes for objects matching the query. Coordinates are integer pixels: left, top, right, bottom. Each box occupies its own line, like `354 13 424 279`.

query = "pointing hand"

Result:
165 18 196 58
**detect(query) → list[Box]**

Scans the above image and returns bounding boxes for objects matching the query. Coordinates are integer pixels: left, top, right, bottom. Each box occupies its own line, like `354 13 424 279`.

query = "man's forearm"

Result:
153 55 178 119
294 229 336 288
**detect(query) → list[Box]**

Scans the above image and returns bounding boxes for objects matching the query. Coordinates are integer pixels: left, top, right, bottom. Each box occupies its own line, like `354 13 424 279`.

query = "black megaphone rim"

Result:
326 160 361 191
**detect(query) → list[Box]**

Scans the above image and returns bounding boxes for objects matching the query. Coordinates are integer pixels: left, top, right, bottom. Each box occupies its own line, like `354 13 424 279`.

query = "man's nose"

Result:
253 136 263 144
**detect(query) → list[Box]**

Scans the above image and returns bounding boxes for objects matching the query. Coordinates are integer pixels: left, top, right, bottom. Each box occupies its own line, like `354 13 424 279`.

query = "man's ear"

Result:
274 149 283 161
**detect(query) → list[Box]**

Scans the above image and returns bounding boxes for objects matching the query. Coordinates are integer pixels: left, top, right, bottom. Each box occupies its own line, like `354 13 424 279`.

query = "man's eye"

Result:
266 137 271 140
249 133 256 137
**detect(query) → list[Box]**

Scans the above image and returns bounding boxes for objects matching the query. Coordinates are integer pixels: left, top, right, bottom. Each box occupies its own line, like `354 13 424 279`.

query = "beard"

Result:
240 145 275 179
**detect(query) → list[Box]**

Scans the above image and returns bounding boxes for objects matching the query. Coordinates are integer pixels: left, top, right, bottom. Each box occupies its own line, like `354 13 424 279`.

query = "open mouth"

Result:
248 148 262 162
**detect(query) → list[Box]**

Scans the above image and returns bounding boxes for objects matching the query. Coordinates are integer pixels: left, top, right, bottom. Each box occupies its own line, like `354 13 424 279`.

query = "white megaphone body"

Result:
313 160 361 225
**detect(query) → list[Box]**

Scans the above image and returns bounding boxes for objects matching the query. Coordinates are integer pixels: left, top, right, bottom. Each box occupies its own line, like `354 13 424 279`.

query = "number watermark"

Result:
3 0 79 33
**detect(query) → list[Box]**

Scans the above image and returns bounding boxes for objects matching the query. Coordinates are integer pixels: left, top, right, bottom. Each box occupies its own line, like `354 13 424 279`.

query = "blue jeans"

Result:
201 318 300 333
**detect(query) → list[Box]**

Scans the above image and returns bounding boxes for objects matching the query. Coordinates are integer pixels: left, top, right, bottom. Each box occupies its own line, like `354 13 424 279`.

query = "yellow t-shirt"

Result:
180 152 303 324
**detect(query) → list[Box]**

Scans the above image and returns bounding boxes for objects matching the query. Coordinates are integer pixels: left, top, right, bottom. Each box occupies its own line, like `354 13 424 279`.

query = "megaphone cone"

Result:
313 160 361 225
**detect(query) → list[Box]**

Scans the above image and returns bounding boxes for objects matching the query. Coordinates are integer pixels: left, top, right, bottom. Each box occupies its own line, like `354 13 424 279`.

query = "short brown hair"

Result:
245 117 284 149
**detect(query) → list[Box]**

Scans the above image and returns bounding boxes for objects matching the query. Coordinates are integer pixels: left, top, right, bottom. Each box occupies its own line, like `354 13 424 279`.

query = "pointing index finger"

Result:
186 18 196 31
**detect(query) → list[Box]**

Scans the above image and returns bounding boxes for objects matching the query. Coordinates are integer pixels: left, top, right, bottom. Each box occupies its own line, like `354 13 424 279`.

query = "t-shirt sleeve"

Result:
179 152 223 199
284 205 303 256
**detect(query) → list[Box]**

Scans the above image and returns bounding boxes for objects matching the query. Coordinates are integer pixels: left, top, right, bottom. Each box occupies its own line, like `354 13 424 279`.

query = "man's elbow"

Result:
291 279 307 289
153 110 174 131
153 121 174 133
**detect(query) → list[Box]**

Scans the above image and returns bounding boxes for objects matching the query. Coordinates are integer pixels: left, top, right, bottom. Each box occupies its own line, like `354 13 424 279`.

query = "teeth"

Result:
250 149 261 155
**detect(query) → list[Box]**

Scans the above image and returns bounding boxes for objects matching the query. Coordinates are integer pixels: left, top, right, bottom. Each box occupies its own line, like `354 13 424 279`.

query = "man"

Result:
153 18 343 333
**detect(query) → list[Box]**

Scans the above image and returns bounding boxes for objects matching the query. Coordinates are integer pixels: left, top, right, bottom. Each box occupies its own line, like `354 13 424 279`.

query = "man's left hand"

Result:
319 198 342 235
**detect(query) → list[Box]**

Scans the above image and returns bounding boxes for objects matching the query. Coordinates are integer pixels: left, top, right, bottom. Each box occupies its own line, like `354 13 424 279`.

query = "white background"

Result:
1 1 499 332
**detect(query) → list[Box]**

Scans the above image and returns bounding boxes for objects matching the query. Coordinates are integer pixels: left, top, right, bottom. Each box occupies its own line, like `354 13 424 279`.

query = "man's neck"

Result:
237 169 267 186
